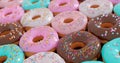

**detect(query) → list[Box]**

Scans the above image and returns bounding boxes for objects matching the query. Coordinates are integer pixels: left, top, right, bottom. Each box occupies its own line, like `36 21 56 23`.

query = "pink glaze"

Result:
109 0 120 4
51 11 88 35
19 26 59 53
0 0 22 7
0 5 24 24
48 0 79 13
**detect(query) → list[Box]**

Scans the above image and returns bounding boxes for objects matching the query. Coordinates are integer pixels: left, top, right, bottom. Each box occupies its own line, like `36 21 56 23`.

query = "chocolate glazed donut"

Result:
0 22 24 45
57 31 101 63
88 14 120 40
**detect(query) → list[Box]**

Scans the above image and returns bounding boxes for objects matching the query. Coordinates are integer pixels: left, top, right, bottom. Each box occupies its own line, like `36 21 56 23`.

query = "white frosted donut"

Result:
24 52 65 63
79 0 113 18
21 8 53 28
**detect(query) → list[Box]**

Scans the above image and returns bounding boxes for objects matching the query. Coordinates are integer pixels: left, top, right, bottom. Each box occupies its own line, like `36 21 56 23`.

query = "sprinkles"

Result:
57 31 101 63
0 22 23 45
88 14 120 40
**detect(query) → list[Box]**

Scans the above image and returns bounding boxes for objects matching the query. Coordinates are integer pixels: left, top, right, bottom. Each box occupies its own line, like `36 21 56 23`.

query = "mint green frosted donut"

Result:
82 61 103 63
114 3 120 16
0 44 24 63
22 0 50 10
102 38 120 63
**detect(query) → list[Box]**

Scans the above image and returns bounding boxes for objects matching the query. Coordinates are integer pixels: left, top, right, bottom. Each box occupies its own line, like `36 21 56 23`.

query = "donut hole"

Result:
31 0 39 4
78 0 84 3
59 2 67 6
33 36 44 43
0 30 11 36
0 56 7 63
64 18 73 23
101 23 114 28
90 4 99 8
0 7 3 9
71 42 85 50
32 15 41 20
5 12 12 16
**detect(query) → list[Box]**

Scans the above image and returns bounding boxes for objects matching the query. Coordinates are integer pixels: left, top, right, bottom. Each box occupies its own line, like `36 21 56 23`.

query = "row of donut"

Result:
1 6 120 43
1 0 120 25
1 0 120 22
1 31 120 63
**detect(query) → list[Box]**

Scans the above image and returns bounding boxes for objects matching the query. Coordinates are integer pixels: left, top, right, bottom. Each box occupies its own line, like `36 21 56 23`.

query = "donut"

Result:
48 0 79 15
0 5 24 24
102 38 120 63
114 3 120 16
79 0 113 18
51 11 87 37
109 0 120 4
82 61 103 63
0 22 23 45
88 14 120 41
57 31 101 63
24 52 65 63
0 44 24 63
22 0 50 10
21 8 53 28
19 26 59 57
0 0 22 8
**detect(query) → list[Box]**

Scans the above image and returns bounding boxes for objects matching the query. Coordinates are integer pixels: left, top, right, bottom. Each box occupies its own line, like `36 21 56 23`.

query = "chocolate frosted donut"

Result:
0 22 23 45
88 14 120 40
57 31 101 63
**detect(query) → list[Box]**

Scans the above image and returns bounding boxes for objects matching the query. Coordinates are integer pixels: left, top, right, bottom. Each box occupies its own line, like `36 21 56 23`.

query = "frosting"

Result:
102 38 120 63
0 44 24 63
114 3 120 16
22 0 50 10
88 14 120 40
0 22 23 45
0 5 24 24
109 0 120 4
79 0 113 18
21 8 53 28
24 52 65 63
49 0 79 13
19 26 59 53
51 11 87 35
0 0 22 7
57 31 101 63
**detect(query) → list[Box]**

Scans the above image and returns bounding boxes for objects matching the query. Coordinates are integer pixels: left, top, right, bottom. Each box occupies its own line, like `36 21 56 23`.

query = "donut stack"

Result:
0 0 120 63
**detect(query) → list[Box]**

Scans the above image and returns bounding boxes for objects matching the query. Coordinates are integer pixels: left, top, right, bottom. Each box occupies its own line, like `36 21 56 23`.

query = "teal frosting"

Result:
102 38 120 63
82 61 103 63
0 44 24 63
22 0 50 10
114 3 120 16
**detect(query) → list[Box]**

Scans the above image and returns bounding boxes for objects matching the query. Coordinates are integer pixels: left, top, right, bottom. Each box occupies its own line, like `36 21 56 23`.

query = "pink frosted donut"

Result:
51 11 87 36
109 0 120 4
48 0 79 13
0 0 22 7
0 5 24 24
19 26 59 53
